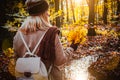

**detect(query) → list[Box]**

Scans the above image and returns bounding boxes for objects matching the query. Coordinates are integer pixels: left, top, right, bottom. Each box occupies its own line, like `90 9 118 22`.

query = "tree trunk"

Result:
66 0 69 22
61 0 64 26
111 0 117 20
117 0 120 15
95 1 99 24
70 0 76 23
103 0 108 24
54 0 61 27
87 0 95 24
112 0 115 15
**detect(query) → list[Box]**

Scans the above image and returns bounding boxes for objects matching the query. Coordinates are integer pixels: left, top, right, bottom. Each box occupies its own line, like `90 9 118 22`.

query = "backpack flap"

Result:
15 57 40 73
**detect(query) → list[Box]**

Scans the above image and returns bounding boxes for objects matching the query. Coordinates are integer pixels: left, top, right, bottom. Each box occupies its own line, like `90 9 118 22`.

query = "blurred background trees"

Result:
0 0 120 80
0 0 120 51
0 0 120 28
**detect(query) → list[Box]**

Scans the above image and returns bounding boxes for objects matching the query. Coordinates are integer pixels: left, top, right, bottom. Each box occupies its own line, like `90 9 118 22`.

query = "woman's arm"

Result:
54 34 74 66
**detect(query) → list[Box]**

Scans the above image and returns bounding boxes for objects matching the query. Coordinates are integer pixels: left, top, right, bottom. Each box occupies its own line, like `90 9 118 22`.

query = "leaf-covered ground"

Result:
62 34 120 80
0 25 120 80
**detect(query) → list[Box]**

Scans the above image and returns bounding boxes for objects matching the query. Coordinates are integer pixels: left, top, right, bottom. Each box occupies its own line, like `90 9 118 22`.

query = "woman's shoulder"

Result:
49 26 58 29
48 26 60 34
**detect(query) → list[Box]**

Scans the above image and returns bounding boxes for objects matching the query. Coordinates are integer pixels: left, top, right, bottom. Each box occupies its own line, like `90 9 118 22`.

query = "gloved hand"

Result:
70 41 79 51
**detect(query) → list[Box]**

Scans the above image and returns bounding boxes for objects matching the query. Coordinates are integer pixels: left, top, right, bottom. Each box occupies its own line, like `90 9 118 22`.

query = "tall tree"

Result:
54 0 61 27
66 0 69 22
94 0 99 24
117 0 120 15
86 0 95 24
70 0 76 23
103 0 108 24
60 0 64 26
111 0 116 16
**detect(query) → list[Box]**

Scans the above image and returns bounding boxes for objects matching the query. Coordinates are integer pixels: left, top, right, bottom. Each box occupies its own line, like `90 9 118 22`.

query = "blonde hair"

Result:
20 13 52 34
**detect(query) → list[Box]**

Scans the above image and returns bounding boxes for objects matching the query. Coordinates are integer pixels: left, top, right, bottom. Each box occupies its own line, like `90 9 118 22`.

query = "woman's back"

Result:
13 29 47 58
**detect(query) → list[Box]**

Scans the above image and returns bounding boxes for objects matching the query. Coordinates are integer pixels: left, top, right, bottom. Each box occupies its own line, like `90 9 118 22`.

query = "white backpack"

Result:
15 30 52 80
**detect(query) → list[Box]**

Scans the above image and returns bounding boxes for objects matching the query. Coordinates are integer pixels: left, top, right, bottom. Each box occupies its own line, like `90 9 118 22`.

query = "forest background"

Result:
0 0 120 80
0 0 120 50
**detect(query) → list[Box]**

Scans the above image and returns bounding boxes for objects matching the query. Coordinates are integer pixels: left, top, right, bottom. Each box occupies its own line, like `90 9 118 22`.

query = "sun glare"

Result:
75 0 83 4
74 0 87 5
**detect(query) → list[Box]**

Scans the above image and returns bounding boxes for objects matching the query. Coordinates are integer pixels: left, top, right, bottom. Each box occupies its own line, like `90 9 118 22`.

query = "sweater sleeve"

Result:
54 34 74 66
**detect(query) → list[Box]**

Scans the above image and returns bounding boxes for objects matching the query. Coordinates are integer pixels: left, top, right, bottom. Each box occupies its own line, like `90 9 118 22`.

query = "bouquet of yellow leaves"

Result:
67 26 87 44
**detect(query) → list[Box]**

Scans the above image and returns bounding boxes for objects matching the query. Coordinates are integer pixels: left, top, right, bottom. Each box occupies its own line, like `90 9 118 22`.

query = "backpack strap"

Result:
19 32 31 54
48 64 53 75
31 30 47 55
19 30 48 56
